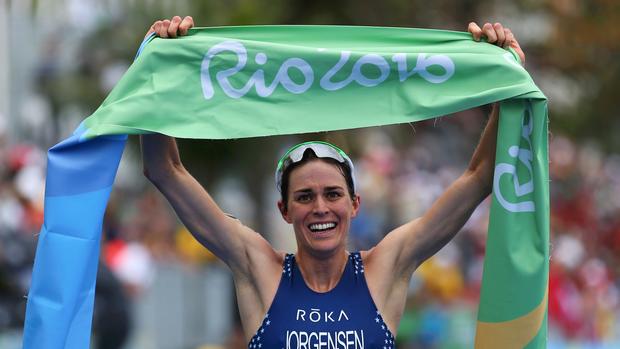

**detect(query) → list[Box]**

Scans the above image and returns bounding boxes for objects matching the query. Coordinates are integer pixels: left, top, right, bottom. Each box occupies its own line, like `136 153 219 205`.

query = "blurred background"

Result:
1 0 619 348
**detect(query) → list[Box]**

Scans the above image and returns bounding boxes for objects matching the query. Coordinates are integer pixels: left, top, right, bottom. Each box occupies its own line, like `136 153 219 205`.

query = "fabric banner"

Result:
22 25 548 348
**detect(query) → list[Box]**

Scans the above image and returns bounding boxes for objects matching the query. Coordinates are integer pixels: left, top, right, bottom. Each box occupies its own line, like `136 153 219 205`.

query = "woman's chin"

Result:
304 234 346 255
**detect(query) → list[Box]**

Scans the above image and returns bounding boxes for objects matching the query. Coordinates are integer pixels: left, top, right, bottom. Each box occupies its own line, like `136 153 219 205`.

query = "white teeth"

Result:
309 223 336 231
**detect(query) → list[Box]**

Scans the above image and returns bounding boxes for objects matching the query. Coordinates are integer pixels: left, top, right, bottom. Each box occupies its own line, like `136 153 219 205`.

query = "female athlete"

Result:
141 16 525 348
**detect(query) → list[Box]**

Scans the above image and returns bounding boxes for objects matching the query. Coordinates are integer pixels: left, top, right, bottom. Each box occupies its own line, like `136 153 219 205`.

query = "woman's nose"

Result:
312 196 329 215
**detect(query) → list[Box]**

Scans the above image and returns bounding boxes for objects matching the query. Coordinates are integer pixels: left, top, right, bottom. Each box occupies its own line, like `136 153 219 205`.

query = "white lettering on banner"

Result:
320 51 391 90
201 41 314 99
201 40 455 99
296 308 350 323
392 53 455 83
493 105 536 213
286 330 364 349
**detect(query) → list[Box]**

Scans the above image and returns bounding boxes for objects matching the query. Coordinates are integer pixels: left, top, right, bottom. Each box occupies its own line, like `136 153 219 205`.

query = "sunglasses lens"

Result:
287 146 308 162
312 145 345 163
275 141 354 193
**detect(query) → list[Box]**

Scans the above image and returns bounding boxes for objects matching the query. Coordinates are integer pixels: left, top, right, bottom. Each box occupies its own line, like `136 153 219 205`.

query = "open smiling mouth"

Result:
308 222 337 233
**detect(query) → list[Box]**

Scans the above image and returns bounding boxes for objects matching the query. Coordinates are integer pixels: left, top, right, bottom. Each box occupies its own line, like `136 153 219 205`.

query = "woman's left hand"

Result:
468 22 525 64
144 15 194 39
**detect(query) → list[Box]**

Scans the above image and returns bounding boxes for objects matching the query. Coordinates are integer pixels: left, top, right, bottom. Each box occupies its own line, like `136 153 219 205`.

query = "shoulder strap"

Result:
350 252 365 275
282 253 294 278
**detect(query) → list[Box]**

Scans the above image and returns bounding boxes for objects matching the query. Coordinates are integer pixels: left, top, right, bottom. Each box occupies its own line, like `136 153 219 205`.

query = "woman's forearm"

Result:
466 103 499 194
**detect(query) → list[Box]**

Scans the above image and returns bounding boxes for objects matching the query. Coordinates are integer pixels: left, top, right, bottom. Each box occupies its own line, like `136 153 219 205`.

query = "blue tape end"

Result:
73 121 88 139
135 32 156 60
74 122 128 143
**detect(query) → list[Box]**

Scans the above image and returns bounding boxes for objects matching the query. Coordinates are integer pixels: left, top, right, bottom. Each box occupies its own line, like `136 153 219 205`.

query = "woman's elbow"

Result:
143 163 182 185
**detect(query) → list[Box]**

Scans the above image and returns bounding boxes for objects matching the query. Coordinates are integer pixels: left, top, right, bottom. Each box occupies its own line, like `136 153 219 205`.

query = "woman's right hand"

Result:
144 16 194 39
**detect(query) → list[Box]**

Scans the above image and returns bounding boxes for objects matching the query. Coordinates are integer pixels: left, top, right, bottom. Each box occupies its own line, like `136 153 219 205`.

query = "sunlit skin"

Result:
278 160 360 265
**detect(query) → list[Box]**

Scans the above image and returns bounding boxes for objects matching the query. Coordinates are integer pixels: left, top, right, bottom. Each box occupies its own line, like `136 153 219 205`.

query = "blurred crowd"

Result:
1 113 620 348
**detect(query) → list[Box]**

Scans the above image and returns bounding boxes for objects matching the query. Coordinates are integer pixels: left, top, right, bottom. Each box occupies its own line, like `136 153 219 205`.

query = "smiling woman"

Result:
138 15 527 349
277 149 360 264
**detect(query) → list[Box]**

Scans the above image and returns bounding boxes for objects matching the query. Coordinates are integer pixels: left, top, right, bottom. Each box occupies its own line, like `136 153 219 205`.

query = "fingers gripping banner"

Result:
22 26 548 348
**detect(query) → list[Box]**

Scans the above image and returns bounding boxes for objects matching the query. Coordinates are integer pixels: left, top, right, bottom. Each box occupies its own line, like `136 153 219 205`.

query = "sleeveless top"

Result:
248 252 395 349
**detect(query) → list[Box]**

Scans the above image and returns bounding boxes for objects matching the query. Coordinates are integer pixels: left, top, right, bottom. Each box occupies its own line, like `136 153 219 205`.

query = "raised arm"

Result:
391 22 525 269
369 102 499 275
142 134 253 270
364 22 525 331
140 18 289 340
139 17 280 276
397 103 498 264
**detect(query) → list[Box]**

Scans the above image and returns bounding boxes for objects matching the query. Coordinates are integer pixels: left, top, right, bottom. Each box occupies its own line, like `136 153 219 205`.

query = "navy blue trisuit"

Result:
248 252 396 349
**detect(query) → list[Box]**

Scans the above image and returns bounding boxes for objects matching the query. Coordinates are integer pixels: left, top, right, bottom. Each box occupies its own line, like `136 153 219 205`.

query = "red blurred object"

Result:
104 239 127 269
7 144 36 172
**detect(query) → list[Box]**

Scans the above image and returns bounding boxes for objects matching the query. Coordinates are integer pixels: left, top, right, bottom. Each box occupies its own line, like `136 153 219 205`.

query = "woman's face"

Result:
278 159 360 257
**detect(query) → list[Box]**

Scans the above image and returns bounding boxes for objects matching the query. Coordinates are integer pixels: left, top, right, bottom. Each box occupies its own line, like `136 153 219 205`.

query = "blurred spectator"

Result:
0 141 44 335
93 263 131 349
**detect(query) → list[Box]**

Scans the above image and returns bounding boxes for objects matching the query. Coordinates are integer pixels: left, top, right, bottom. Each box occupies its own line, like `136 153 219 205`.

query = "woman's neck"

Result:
295 249 349 293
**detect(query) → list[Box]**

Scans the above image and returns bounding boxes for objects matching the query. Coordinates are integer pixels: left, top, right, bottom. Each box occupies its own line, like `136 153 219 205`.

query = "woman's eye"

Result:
296 194 311 202
326 191 343 200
